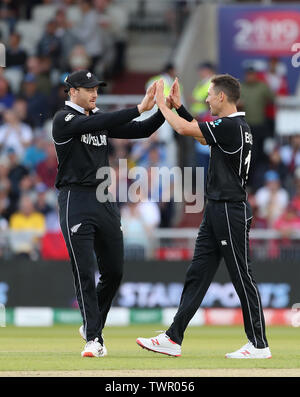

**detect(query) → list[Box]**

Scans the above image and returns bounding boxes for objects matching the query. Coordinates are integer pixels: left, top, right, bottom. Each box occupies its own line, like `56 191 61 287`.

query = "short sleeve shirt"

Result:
199 112 253 202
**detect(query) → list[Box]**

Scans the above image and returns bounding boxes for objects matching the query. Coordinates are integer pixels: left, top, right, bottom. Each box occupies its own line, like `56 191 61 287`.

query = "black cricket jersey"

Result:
52 101 165 189
198 112 253 202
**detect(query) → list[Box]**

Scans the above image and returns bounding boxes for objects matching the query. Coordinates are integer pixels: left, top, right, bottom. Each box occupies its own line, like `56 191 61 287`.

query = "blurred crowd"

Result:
0 0 299 261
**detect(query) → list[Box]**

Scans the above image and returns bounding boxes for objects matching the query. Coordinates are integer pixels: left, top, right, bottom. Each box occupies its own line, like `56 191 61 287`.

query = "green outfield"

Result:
0 324 299 376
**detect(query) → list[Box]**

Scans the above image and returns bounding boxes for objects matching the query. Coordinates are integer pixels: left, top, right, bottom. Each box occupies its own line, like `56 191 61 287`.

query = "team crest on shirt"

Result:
65 113 75 122
209 119 222 128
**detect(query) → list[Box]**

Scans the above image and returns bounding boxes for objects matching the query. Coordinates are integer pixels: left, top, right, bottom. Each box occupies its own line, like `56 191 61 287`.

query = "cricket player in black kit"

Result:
52 70 165 357
137 75 272 359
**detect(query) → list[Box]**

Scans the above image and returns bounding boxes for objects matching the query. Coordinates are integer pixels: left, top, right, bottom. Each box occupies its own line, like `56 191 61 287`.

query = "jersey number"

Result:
244 150 251 181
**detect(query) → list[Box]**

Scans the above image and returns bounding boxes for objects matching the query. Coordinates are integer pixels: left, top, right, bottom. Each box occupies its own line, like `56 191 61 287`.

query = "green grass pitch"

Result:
0 324 299 372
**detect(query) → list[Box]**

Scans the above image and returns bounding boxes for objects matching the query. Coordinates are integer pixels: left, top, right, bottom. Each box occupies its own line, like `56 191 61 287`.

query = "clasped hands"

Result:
138 78 181 114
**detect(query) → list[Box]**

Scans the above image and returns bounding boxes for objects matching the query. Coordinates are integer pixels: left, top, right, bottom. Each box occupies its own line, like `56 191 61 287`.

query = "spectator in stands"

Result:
0 156 11 211
130 138 164 168
48 76 68 116
20 73 49 128
272 202 300 259
190 62 215 119
121 200 154 260
22 133 47 171
0 155 11 257
147 142 164 168
145 63 181 168
6 147 29 216
53 7 75 70
24 55 51 97
0 77 15 118
18 174 36 202
71 0 104 73
54 7 71 37
0 0 17 33
36 142 58 188
240 67 275 185
280 135 300 177
189 62 215 177
34 182 53 216
250 144 289 193
0 108 33 159
37 19 62 68
166 0 191 37
7 152 29 211
44 205 60 233
274 202 300 240
25 55 41 76
136 185 161 236
67 44 91 72
5 31 27 70
247 192 268 229
0 197 8 257
290 167 300 212
254 170 289 228
259 56 289 134
9 194 46 259
38 56 53 96
95 0 129 77
149 166 176 228
12 97 31 125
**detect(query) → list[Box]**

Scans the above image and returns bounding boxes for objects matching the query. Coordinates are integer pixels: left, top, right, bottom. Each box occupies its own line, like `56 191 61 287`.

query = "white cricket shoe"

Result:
81 338 104 357
136 332 181 357
225 341 272 359
79 325 108 356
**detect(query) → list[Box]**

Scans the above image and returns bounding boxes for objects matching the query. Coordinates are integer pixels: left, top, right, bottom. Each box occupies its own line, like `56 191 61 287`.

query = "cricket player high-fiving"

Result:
52 70 166 357
136 75 271 359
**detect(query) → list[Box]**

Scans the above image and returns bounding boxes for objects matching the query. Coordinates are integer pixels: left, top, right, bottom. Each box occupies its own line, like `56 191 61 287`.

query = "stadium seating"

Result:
32 4 59 27
0 21 9 44
15 21 44 55
3 68 24 94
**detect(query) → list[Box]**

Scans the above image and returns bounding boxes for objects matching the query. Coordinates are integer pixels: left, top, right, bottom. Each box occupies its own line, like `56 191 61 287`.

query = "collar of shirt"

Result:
65 101 99 114
227 111 246 118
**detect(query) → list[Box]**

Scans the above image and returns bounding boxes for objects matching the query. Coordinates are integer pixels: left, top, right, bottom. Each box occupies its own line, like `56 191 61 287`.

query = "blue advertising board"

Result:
218 4 300 94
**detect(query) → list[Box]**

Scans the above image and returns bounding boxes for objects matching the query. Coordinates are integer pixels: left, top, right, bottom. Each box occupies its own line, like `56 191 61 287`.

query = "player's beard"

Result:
88 100 97 111
84 101 96 112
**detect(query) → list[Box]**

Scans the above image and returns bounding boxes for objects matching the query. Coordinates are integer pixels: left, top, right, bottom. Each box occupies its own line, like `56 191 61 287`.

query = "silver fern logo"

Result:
70 223 82 234
65 113 75 122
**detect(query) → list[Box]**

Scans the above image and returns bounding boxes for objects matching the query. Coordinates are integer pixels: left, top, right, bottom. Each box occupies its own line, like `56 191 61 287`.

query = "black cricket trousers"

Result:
58 186 123 343
167 199 268 349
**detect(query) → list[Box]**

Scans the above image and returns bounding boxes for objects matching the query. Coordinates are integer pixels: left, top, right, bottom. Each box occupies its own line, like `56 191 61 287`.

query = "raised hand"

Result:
168 77 181 109
165 96 173 109
137 81 157 113
155 78 166 108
